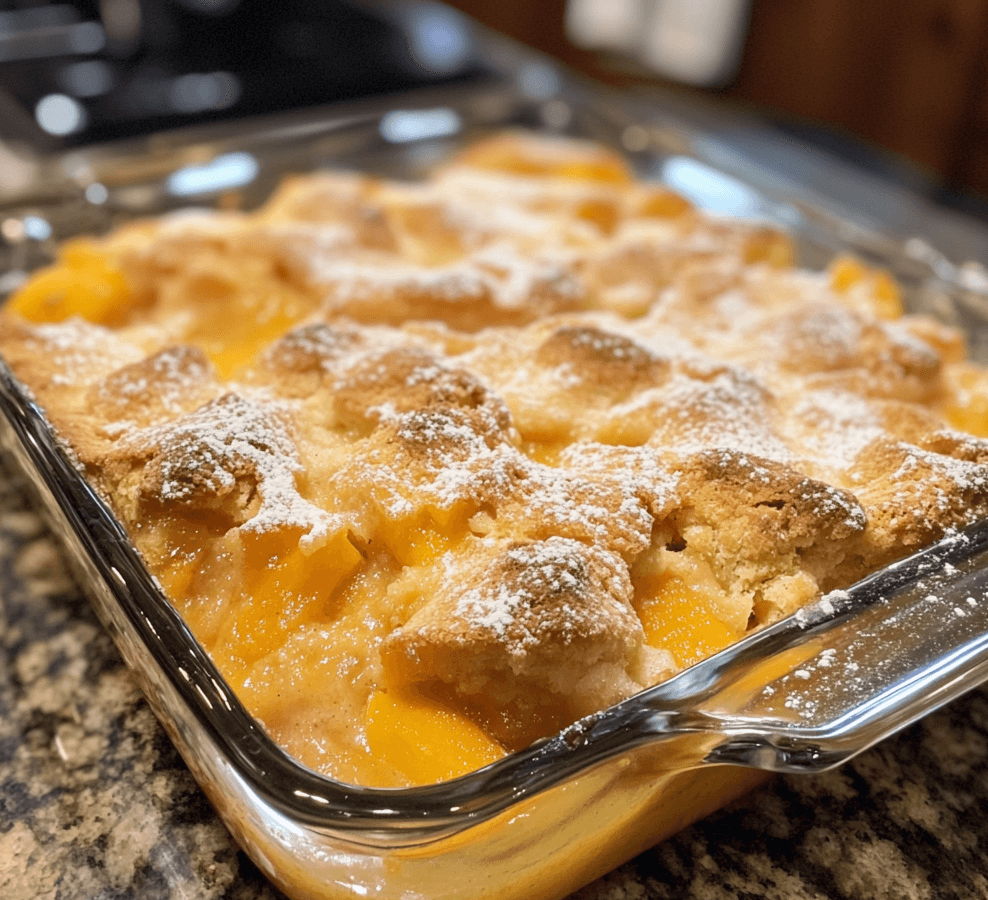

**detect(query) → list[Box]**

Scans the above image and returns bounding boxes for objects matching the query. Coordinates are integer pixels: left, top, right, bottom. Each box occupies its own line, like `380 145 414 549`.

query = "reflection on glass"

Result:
661 155 760 216
380 108 461 143
167 152 258 196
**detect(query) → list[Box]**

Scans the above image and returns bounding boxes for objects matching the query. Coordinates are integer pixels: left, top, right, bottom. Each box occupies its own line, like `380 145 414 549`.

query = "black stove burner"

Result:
0 0 486 148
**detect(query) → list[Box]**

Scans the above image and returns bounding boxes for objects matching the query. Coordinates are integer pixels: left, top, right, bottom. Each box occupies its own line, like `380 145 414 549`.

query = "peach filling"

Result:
635 570 740 668
365 686 506 785
10 240 130 325
829 254 903 319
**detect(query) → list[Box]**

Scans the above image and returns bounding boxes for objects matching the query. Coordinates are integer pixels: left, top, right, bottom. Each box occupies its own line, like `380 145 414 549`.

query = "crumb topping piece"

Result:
108 392 339 551
382 536 644 746
92 345 218 428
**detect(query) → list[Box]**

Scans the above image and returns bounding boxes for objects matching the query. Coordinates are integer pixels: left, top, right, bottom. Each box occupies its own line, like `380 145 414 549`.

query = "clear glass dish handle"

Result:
556 522 988 777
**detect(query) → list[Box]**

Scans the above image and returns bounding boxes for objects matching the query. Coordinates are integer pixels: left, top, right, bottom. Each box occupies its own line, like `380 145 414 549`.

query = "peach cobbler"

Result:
3 133 988 787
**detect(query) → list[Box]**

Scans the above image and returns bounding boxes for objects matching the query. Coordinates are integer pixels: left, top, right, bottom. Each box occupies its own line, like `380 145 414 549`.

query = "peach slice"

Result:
365 686 505 785
635 571 740 668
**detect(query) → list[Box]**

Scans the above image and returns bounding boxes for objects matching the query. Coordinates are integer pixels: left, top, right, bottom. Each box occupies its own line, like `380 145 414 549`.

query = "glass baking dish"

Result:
4 72 988 900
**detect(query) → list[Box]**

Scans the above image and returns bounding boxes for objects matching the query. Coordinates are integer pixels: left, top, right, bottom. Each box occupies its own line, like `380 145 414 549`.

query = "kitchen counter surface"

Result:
3 457 988 900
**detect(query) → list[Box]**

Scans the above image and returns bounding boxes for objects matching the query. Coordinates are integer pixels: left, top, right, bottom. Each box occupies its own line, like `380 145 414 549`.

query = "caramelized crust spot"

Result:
851 434 988 561
256 322 365 397
535 326 670 394
334 347 514 437
90 345 217 428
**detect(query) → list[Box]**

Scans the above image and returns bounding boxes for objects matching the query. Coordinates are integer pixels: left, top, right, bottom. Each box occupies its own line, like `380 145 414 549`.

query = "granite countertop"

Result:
3 459 988 900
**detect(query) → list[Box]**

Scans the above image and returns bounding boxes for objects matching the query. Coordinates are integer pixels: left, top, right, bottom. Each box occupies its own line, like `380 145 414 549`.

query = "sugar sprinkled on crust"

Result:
5 131 988 781
113 392 340 551
381 534 645 746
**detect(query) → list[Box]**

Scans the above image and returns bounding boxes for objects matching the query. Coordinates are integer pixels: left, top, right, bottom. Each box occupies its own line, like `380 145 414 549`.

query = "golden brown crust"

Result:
850 433 988 562
4 132 988 781
253 322 367 398
535 325 670 399
671 450 867 618
381 536 644 747
333 346 514 437
89 345 218 427
260 171 397 252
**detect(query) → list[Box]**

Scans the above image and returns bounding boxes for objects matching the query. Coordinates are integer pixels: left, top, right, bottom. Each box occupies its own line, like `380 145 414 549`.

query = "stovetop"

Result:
0 0 487 149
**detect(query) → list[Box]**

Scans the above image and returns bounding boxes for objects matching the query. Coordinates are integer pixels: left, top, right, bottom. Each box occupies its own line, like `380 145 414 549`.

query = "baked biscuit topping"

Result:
4 132 988 786
381 535 646 748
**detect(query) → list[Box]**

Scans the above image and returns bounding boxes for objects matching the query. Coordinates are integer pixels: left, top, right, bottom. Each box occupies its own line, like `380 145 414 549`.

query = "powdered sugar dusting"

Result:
342 402 656 557
451 536 628 650
127 392 340 551
794 590 845 628
99 345 214 421
314 259 490 304
892 444 988 503
788 390 886 470
25 318 144 386
11 131 988 789
628 368 793 462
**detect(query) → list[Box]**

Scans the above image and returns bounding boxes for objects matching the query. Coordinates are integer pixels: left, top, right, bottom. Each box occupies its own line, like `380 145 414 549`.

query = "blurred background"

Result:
448 0 988 201
2 0 988 220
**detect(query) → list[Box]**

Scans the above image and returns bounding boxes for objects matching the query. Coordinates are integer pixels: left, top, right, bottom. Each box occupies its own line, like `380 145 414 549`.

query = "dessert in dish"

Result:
3 132 988 788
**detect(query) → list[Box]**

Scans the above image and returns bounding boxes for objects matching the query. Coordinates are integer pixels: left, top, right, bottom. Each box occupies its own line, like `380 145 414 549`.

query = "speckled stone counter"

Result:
3 457 988 900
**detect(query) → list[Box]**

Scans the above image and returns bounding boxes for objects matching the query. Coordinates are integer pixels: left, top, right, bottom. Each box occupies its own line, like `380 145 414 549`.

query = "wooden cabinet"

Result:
728 0 988 193
444 0 988 197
